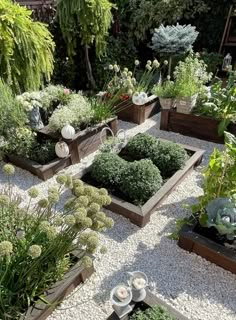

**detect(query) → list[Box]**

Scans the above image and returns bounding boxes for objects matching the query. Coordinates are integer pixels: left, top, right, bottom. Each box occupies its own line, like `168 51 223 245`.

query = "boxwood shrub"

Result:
91 153 126 188
120 159 163 204
125 133 187 177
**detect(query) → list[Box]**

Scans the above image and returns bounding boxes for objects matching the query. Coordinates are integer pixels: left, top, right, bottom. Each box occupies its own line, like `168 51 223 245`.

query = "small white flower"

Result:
164 60 168 65
134 60 140 66
146 64 152 71
124 67 129 72
108 64 113 70
167 75 171 80
128 71 132 77
113 64 120 73
152 59 160 68
147 60 152 66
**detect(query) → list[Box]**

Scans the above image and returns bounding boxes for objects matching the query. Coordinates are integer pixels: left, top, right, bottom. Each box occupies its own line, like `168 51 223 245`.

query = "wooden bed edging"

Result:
178 224 236 274
21 254 95 320
107 290 190 320
114 96 160 124
160 110 236 144
76 140 204 227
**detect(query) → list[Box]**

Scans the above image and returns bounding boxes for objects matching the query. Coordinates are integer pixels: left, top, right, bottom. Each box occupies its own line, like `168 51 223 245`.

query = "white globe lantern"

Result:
61 124 75 140
55 142 70 158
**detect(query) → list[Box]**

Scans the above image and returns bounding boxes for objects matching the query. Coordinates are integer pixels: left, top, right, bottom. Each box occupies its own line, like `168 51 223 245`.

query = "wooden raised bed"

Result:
21 253 94 320
5 154 72 181
160 109 236 144
78 141 204 227
114 95 160 124
107 290 190 320
38 117 118 164
178 224 236 274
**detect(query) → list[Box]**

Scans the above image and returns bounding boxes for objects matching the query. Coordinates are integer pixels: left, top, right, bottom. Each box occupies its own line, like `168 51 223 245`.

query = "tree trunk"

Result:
84 46 96 90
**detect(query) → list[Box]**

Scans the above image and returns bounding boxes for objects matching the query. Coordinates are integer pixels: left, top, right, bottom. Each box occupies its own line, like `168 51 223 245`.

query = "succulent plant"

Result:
205 198 236 240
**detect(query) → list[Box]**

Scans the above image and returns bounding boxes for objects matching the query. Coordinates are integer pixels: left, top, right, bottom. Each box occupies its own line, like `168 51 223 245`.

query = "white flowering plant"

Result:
0 164 113 318
103 59 161 102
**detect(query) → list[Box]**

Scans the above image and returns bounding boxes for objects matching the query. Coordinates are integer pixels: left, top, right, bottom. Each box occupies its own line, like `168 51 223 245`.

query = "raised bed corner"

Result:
160 110 236 144
21 253 94 320
107 290 190 320
178 224 236 274
115 96 160 124
77 140 204 227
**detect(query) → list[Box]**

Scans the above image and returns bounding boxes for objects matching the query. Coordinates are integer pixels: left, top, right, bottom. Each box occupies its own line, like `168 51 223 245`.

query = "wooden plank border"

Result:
178 224 236 274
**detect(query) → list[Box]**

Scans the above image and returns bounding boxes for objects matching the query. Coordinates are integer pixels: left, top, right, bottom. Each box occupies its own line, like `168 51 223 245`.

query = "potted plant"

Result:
0 164 113 318
173 51 212 114
152 79 175 109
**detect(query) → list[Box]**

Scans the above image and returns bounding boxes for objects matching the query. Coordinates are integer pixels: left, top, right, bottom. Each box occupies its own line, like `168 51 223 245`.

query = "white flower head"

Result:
113 64 120 73
108 64 113 70
134 60 140 66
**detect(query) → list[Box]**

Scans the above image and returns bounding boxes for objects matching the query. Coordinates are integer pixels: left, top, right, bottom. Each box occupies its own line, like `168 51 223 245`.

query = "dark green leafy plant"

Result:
0 0 54 93
125 133 187 177
28 140 56 165
91 153 127 188
120 159 163 204
0 165 113 319
200 50 222 75
130 305 176 320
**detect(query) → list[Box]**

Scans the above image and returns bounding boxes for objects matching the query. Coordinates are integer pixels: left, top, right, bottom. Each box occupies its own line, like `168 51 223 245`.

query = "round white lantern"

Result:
132 92 148 105
55 142 69 158
61 124 75 140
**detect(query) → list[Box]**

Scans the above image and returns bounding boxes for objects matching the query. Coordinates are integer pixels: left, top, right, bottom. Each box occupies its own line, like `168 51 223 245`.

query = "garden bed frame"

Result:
160 109 236 144
21 253 94 320
107 290 190 320
178 224 236 275
77 140 204 227
38 117 118 164
114 95 160 124
6 118 118 181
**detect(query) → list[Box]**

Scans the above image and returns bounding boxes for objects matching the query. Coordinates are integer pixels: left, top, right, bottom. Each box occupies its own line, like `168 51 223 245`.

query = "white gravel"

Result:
1 113 236 320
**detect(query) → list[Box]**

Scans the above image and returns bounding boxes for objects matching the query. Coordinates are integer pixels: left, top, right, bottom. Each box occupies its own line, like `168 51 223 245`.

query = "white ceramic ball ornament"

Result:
61 124 75 140
55 142 69 158
132 92 148 105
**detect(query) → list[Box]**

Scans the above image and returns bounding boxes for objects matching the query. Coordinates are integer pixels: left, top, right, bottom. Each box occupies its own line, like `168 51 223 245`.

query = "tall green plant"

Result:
0 0 55 93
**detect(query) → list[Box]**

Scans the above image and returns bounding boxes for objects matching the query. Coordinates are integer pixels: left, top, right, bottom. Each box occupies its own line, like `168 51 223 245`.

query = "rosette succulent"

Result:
205 198 236 240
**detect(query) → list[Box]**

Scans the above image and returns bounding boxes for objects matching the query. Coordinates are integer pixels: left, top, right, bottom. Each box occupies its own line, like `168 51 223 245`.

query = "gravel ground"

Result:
1 113 236 320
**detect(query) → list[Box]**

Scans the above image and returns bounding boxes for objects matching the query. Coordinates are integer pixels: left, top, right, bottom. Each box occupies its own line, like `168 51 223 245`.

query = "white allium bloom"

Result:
113 64 120 73
164 60 168 65
124 67 129 72
147 60 152 66
152 59 160 68
108 64 113 70
134 60 140 66
146 64 152 71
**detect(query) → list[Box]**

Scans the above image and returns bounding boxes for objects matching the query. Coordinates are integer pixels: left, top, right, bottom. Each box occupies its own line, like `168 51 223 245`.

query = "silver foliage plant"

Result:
151 23 199 54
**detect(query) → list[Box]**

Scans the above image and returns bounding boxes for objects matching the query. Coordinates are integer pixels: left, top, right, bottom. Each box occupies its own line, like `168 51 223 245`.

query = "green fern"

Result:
0 0 55 93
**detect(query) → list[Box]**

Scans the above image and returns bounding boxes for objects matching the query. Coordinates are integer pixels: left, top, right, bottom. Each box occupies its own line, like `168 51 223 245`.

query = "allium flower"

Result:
132 78 137 85
146 64 152 71
83 217 93 228
74 186 84 197
39 221 50 233
95 211 106 221
77 196 89 207
100 246 107 254
74 210 87 223
3 164 15 176
122 71 128 77
128 71 133 77
164 60 168 65
147 60 152 66
48 193 59 204
113 64 120 73
99 188 108 196
16 229 25 240
134 60 140 66
87 235 99 248
108 64 113 70
65 214 76 226
0 195 10 206
127 89 133 96
124 67 129 72
46 226 58 239
167 75 171 80
28 245 42 259
84 186 95 197
0 241 13 256
73 179 84 189
89 203 100 213
54 216 63 226
38 198 49 208
56 175 67 185
97 195 111 206
81 255 93 268
152 59 160 68
28 187 39 199
105 217 114 228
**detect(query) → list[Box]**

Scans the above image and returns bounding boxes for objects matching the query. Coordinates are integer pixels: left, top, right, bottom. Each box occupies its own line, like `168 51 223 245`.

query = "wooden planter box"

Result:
5 154 72 181
21 253 94 320
78 141 204 227
160 110 236 144
114 96 160 124
178 224 236 274
38 117 118 164
107 290 190 320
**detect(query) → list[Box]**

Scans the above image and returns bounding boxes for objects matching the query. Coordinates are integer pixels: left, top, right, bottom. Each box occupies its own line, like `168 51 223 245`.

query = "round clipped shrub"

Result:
91 153 126 188
125 133 159 159
120 159 163 204
124 133 187 178
151 140 187 177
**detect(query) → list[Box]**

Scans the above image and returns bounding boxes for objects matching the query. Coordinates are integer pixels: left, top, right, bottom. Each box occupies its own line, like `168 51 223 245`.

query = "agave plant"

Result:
205 197 236 240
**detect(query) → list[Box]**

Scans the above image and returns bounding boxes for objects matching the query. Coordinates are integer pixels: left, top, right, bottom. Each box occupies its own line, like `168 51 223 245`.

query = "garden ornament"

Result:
110 285 133 318
127 271 148 302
